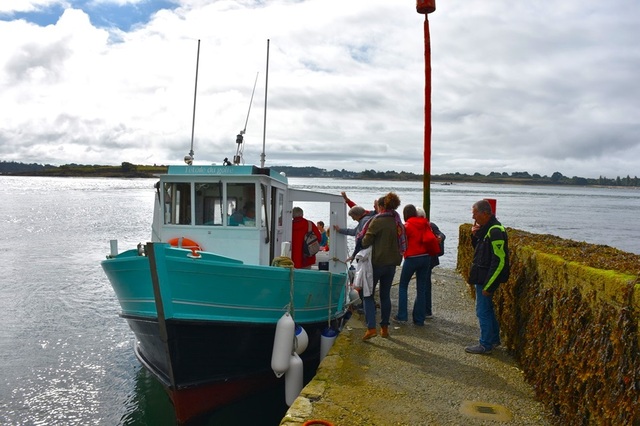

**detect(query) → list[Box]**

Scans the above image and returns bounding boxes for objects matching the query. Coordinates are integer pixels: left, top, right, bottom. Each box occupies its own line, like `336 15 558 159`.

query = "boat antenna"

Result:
260 39 270 168
233 72 259 165
185 39 201 166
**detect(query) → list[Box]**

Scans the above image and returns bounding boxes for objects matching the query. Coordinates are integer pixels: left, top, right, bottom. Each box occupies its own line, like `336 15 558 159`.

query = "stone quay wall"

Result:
456 224 640 425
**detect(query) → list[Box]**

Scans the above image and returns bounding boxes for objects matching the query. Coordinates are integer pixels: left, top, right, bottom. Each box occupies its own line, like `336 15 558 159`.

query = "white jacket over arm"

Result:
354 246 373 297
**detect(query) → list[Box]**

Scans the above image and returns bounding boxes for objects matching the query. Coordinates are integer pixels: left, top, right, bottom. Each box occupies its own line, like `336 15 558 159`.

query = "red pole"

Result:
416 1 436 219
423 15 432 219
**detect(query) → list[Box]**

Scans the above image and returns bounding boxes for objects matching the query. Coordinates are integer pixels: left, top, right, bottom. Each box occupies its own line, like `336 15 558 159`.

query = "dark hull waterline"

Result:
125 314 343 423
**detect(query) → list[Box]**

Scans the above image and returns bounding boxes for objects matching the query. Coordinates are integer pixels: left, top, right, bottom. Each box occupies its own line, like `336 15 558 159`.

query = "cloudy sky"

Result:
1 0 638 178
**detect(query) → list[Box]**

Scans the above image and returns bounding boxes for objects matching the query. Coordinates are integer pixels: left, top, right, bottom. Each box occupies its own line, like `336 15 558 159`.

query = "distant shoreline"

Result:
1 161 638 188
3 173 636 190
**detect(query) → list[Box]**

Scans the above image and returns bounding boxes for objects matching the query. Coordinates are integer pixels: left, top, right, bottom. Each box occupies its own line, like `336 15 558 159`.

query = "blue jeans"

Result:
363 264 396 329
397 255 431 323
425 266 433 316
475 284 500 348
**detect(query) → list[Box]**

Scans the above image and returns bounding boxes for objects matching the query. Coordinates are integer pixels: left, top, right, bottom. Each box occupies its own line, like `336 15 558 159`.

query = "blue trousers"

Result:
363 264 396 329
397 255 431 323
475 284 501 348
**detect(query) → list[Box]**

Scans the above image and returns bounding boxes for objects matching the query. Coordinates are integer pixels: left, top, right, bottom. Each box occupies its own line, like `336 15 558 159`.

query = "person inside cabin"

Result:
229 209 244 226
291 207 321 269
317 221 329 250
325 227 330 251
242 201 256 226
229 201 256 226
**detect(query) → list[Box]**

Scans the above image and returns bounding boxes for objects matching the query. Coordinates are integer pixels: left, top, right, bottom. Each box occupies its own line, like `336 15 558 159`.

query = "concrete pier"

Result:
281 268 552 425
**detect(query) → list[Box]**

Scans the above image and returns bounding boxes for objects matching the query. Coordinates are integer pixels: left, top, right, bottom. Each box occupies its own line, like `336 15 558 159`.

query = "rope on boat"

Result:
271 255 339 332
288 266 295 322
272 255 296 322
272 255 298 354
327 272 333 327
271 256 295 321
272 256 294 268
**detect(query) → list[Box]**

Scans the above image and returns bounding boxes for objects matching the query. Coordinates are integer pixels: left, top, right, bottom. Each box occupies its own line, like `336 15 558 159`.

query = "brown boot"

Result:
380 325 389 338
362 328 377 341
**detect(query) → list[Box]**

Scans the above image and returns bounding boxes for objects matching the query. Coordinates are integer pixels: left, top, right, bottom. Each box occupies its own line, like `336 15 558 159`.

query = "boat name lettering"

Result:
185 166 232 175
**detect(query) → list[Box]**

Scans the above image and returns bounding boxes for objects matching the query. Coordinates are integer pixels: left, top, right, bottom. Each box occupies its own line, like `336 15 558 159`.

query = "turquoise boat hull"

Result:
102 245 347 323
101 244 348 423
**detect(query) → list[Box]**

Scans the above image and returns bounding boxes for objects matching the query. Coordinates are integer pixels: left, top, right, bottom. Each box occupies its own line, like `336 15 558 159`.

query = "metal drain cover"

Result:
459 400 513 422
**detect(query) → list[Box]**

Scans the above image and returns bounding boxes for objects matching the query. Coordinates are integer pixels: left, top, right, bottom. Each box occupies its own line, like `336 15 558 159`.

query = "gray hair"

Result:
348 206 365 218
473 199 493 215
416 207 426 218
292 207 304 218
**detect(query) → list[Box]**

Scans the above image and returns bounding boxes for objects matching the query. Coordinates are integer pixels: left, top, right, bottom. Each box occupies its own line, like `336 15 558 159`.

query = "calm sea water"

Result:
291 178 640 268
1 176 638 425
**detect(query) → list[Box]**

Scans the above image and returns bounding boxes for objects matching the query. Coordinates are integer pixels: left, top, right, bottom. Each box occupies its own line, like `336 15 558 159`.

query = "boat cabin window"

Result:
195 182 223 225
163 182 191 225
163 181 258 227
277 191 284 226
227 183 256 226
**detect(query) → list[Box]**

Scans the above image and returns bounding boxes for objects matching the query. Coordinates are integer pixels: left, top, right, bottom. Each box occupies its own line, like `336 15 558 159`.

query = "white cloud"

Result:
1 0 639 178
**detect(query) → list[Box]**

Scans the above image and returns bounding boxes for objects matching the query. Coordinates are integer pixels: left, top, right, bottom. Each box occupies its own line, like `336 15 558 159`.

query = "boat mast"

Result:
185 39 201 165
260 39 270 168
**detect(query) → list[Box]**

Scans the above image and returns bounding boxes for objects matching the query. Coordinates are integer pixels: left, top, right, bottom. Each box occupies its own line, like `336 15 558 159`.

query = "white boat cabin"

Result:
151 165 349 273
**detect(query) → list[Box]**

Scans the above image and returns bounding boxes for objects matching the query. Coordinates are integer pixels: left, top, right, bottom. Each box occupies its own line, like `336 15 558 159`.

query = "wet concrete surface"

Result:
280 268 553 426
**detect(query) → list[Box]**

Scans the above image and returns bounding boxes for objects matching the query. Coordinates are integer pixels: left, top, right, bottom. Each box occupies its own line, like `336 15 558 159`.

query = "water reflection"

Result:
121 367 175 425
122 367 289 425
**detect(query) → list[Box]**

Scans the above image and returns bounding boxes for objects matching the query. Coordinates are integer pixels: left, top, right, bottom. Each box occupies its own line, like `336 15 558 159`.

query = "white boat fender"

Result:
271 312 295 378
320 327 338 361
348 288 360 306
285 352 303 406
294 325 308 355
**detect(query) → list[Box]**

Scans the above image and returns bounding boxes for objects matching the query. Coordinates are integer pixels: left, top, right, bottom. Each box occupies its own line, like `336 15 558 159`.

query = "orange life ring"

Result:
302 421 334 426
167 237 202 251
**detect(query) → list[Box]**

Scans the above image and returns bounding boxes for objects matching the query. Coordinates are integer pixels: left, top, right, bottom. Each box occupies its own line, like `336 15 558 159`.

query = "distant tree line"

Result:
1 161 638 187
0 161 166 178
270 166 639 187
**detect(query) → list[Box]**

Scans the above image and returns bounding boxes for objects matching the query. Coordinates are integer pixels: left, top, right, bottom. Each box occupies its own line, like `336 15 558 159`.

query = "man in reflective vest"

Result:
465 199 510 355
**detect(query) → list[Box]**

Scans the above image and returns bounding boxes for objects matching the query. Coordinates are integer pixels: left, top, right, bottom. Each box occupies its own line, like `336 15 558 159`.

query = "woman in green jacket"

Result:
360 192 406 340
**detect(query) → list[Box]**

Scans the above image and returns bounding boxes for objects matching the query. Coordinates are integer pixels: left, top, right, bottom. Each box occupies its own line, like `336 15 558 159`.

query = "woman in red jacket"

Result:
394 204 440 325
291 206 321 268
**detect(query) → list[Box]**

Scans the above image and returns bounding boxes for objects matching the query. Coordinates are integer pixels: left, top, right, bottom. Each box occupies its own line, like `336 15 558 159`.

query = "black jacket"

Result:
429 222 445 269
469 216 510 293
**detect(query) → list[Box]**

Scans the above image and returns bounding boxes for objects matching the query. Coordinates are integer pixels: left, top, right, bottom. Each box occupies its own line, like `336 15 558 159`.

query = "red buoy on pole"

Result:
416 0 436 14
416 1 436 219
484 198 497 215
